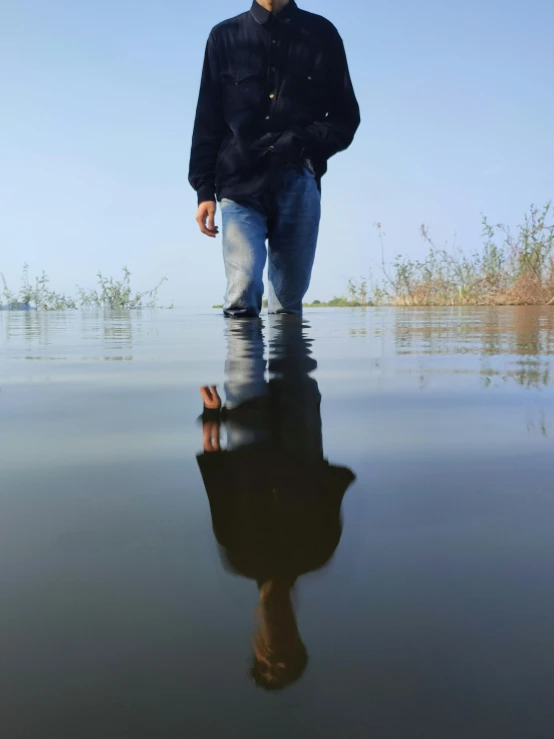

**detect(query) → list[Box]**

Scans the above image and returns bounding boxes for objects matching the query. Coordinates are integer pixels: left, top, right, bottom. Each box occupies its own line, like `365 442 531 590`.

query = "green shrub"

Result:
0 265 170 310
373 203 554 306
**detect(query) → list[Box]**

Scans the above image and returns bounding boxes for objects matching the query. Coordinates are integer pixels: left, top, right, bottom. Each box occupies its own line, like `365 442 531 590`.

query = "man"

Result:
189 0 360 317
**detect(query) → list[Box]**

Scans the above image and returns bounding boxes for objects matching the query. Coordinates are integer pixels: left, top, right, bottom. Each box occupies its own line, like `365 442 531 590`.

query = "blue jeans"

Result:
220 165 321 317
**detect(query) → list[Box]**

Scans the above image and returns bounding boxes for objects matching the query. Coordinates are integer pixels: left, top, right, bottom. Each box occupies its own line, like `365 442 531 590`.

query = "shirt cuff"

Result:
197 185 216 205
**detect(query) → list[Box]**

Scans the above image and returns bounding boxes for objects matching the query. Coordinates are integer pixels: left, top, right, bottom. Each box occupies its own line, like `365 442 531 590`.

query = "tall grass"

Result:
375 203 554 306
309 204 554 309
0 265 171 310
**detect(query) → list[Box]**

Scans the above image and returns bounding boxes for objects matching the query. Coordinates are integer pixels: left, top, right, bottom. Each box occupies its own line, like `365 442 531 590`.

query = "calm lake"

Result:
1 307 553 738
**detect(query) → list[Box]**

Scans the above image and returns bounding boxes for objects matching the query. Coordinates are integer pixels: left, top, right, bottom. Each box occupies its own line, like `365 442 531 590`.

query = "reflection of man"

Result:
197 317 355 689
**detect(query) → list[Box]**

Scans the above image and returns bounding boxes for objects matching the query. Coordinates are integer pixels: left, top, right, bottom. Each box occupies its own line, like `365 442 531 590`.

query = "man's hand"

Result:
200 386 222 453
200 386 222 409
202 421 221 452
253 129 304 163
196 201 219 238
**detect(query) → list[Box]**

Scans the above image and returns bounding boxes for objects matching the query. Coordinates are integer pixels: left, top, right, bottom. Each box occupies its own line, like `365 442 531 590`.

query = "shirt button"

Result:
265 115 270 120
307 76 312 81
272 39 276 44
269 93 275 99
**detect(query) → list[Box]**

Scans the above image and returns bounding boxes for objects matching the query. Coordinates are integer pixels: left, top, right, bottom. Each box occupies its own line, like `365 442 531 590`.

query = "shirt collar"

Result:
250 0 298 25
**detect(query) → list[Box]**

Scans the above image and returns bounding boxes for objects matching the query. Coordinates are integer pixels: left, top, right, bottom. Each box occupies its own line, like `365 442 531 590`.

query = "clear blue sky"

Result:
2 0 553 306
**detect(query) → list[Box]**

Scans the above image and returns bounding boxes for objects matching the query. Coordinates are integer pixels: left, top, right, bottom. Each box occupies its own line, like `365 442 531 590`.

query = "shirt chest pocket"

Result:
221 66 264 113
287 62 325 111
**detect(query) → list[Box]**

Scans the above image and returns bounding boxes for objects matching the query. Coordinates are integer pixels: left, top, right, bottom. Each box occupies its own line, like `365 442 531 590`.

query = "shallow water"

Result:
1 307 554 738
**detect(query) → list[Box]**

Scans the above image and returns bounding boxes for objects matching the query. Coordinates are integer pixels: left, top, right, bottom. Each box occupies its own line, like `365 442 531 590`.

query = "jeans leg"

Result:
267 168 321 315
221 198 268 318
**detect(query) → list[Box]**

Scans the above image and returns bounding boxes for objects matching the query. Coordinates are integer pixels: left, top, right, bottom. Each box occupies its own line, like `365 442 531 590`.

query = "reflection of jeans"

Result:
224 319 267 410
223 316 322 458
224 319 268 449
221 166 321 318
268 315 323 460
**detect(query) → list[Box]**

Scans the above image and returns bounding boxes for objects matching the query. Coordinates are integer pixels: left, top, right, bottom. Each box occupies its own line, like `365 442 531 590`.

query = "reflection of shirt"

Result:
198 447 354 585
197 376 355 584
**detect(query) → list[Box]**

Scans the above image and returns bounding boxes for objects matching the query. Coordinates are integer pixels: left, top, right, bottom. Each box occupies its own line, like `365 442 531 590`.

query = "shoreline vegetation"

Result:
374 202 554 307
0 266 172 311
3 204 553 311
216 202 554 309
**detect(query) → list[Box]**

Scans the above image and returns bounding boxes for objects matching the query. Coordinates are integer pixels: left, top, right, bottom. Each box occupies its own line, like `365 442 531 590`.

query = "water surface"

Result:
1 307 554 738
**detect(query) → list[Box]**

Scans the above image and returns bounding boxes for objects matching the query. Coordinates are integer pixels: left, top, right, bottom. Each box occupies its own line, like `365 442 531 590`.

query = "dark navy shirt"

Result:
189 0 360 205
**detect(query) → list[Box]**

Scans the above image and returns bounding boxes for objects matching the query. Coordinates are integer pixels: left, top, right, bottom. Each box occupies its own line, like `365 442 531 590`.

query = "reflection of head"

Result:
250 579 308 691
